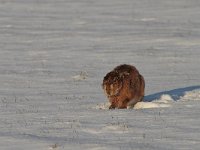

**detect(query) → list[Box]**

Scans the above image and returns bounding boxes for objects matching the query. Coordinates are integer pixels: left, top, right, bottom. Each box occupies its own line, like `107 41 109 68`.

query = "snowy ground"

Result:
0 0 200 149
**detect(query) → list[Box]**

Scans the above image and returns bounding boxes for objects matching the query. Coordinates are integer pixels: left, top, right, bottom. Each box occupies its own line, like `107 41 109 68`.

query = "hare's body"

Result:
102 64 145 109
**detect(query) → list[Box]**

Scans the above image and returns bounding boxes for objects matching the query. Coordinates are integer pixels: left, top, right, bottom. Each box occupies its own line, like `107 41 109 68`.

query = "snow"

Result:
0 0 200 149
72 71 88 81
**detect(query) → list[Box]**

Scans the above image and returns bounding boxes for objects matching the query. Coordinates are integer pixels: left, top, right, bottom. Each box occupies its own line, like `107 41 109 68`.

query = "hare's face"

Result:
103 80 122 97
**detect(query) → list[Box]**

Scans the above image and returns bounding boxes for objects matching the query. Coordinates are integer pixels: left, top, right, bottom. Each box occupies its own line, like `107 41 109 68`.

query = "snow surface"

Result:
0 0 200 149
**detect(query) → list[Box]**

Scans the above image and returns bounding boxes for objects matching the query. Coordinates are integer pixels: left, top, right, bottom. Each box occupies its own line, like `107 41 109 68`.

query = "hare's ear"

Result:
130 76 139 89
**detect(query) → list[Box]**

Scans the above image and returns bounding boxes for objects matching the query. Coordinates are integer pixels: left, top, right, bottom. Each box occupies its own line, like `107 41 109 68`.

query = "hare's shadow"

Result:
144 85 200 102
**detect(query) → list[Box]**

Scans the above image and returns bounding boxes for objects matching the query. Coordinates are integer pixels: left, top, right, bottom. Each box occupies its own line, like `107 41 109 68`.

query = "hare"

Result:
102 64 145 109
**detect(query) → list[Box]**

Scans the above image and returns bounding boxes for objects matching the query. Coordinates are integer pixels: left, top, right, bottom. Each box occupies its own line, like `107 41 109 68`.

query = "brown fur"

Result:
102 64 145 109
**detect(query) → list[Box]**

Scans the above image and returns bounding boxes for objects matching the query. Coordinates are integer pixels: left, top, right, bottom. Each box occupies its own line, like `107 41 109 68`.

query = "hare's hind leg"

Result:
127 95 144 109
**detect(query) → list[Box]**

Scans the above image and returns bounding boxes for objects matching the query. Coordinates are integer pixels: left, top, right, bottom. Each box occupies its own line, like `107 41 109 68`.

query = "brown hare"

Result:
102 64 145 109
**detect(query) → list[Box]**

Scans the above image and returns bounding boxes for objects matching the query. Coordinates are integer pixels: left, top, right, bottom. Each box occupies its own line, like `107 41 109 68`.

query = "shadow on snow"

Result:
144 85 200 102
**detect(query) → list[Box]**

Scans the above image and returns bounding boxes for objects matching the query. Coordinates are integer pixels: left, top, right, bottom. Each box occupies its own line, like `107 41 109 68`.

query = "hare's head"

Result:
102 71 123 97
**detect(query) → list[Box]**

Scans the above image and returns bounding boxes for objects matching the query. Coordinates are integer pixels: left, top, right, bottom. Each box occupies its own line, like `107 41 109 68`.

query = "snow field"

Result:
0 0 200 149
